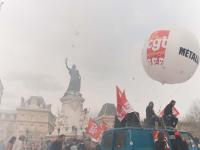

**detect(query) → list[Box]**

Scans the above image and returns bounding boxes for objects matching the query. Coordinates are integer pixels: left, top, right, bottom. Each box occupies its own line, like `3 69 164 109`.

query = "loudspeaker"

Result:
125 112 141 127
114 112 141 128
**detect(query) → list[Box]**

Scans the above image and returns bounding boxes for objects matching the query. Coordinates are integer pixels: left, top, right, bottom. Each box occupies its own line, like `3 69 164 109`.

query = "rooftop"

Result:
97 103 116 118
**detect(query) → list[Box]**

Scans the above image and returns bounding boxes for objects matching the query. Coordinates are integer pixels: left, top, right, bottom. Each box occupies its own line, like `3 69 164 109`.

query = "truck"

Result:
100 127 200 150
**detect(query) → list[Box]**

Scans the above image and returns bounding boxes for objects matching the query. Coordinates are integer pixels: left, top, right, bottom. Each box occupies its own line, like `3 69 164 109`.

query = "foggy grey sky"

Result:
1 0 200 118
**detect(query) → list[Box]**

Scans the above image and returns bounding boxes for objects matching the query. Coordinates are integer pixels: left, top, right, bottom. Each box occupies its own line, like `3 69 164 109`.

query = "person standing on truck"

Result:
146 101 161 126
155 132 169 150
163 100 178 128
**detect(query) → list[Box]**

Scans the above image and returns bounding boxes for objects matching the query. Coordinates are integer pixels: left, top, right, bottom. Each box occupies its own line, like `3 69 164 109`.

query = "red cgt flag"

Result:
97 122 109 141
99 122 109 131
116 86 133 121
86 119 99 141
86 119 108 142
159 106 180 117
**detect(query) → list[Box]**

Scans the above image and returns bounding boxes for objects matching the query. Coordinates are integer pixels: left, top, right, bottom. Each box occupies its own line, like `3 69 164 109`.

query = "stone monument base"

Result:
57 93 85 137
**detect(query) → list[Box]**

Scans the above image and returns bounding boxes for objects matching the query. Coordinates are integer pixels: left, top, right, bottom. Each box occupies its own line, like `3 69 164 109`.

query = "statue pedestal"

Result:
58 94 85 137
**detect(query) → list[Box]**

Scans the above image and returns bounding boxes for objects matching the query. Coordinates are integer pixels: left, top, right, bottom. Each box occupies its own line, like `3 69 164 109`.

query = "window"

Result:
114 130 129 149
102 133 113 150
132 130 154 149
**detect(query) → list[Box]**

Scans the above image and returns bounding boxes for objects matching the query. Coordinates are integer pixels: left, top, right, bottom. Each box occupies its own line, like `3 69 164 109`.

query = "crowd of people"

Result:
48 135 99 150
155 131 189 150
0 135 99 150
0 100 198 150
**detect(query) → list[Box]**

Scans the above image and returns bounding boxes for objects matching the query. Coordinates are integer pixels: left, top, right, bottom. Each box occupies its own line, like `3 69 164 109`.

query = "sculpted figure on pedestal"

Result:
64 58 81 96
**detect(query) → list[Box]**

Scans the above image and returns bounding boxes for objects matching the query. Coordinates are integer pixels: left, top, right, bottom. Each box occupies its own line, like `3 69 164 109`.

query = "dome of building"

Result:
25 96 46 108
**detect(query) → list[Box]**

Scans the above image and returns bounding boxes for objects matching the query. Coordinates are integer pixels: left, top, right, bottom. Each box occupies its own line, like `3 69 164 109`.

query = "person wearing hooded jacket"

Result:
163 100 178 127
146 101 161 126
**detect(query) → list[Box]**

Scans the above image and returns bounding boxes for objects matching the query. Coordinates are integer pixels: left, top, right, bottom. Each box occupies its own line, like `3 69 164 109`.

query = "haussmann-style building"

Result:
0 96 56 141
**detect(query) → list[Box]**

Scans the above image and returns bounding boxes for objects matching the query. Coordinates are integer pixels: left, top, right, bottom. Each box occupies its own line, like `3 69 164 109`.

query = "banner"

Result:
86 119 99 141
97 122 109 141
86 119 108 142
116 86 133 121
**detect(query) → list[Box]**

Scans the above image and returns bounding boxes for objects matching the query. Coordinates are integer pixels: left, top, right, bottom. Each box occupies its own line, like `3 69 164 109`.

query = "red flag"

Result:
86 119 108 142
97 122 109 141
116 86 133 121
159 106 180 117
172 107 180 116
86 119 100 141
99 122 109 131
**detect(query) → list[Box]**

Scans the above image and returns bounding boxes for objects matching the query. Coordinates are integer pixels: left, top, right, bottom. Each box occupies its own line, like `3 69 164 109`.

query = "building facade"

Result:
0 96 56 141
16 96 56 141
0 106 16 141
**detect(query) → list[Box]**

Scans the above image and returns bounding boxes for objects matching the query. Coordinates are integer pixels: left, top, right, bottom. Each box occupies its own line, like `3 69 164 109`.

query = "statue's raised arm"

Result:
65 58 70 70
64 58 81 95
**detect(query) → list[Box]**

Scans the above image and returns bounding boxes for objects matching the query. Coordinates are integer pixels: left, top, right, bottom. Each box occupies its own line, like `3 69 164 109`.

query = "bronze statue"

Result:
65 58 81 95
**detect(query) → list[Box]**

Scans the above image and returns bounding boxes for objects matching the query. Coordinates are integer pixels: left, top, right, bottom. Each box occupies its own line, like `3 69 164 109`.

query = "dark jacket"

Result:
164 103 173 117
146 106 156 120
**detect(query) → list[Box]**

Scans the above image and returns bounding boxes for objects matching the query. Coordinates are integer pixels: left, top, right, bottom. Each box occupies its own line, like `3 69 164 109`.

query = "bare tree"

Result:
186 100 200 122
180 100 200 138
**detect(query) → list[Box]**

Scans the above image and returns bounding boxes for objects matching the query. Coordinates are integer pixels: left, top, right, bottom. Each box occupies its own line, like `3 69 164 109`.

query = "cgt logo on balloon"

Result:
147 30 170 65
142 28 200 84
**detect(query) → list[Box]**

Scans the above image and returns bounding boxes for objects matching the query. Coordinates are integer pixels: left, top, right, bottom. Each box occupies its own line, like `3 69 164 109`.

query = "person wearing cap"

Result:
163 100 178 127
